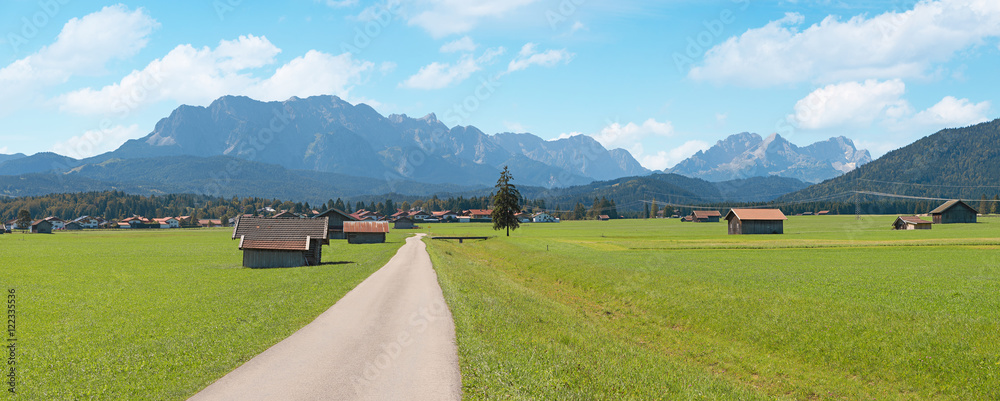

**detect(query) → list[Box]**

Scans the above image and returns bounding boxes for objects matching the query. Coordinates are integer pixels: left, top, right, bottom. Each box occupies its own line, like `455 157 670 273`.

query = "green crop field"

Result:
422 216 1000 400
1 228 406 400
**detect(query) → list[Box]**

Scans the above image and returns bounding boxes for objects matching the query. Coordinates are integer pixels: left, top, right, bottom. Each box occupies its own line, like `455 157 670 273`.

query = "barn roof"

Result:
725 209 787 221
466 209 492 215
895 216 930 225
692 210 721 219
315 208 358 221
929 200 978 214
232 216 329 251
343 221 389 233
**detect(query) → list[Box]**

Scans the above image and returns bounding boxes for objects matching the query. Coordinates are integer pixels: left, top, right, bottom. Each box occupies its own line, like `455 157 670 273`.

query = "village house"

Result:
351 210 379 221
892 216 932 230
532 212 558 223
432 210 459 221
198 219 223 227
343 221 389 244
232 216 330 268
64 222 83 230
154 217 180 229
71 216 101 229
409 210 432 221
817 210 830 215
272 210 298 218
315 208 359 240
690 210 722 223
466 209 493 220
516 212 533 223
929 200 978 224
725 209 787 235
43 216 65 230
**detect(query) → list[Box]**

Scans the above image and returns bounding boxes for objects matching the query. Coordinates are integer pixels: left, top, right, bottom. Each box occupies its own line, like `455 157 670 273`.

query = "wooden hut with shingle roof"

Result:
892 216 932 230
929 200 977 224
691 210 722 223
724 209 787 235
343 221 389 244
232 216 329 268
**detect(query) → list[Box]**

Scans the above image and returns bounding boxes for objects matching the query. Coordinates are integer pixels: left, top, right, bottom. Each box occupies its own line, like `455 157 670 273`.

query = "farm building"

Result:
31 220 54 234
598 215 610 221
393 216 415 229
315 208 359 239
64 222 83 230
432 210 459 221
691 210 721 222
409 210 432 220
343 221 389 244
43 216 65 230
466 209 493 220
154 217 180 229
929 200 978 224
532 212 558 223
892 216 932 230
817 210 830 215
272 210 298 218
232 216 330 268
725 209 787 235
0 223 5 234
516 212 533 223
71 216 101 229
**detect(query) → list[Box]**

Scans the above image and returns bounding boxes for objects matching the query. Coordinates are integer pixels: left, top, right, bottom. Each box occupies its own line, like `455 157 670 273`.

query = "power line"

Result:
857 179 1000 189
853 191 1000 202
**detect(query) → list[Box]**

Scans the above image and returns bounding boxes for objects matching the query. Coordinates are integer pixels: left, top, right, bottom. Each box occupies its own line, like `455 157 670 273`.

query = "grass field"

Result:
422 216 1000 400
1 228 406 399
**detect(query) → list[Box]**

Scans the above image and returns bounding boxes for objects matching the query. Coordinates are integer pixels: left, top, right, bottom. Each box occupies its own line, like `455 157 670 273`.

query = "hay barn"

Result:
344 221 389 244
725 209 787 235
691 210 721 222
929 200 978 224
315 208 358 239
31 220 54 234
232 216 330 268
64 222 83 230
892 216 931 230
393 216 415 229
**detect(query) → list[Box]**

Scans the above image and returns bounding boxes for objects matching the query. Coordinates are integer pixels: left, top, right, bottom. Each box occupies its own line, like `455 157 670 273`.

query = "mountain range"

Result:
667 132 872 183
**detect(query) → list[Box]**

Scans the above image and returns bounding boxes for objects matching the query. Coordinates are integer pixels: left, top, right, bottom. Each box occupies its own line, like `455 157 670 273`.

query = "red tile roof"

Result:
233 216 329 250
343 221 389 233
895 216 930 225
725 209 787 221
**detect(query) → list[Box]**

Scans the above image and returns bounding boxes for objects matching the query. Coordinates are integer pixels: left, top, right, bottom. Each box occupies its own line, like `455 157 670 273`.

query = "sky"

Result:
1 0 998 170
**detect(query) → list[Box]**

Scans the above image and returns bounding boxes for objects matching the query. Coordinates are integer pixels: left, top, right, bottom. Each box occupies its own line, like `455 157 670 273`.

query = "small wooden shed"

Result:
64 222 83 230
725 209 787 235
315 208 358 239
691 210 721 223
393 216 415 229
344 221 389 244
31 220 54 234
232 216 330 268
892 216 931 230
929 200 977 224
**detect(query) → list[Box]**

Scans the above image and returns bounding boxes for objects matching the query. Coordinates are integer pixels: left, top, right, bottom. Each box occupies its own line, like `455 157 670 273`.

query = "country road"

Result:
189 233 462 400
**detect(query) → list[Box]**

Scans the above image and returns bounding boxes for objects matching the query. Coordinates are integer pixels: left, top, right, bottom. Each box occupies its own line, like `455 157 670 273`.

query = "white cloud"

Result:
913 96 991 127
408 0 540 38
506 43 573 74
789 79 911 130
399 47 504 89
634 140 711 171
379 61 397 74
690 0 1000 86
0 146 8 154
570 21 586 34
593 118 674 149
0 5 157 113
551 132 583 141
57 35 374 115
440 36 477 53
51 124 143 159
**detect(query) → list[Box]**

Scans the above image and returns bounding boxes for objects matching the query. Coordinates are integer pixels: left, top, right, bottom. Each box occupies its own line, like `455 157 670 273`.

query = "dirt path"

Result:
189 234 462 400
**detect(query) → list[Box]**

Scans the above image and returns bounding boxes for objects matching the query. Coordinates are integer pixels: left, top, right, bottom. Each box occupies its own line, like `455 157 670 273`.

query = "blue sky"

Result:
1 0 998 170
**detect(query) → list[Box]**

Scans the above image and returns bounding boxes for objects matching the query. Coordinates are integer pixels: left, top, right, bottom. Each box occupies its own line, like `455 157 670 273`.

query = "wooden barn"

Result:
344 221 389 244
393 216 415 229
232 216 330 268
31 220 54 234
893 216 931 230
315 208 358 239
929 200 978 224
725 209 787 235
691 210 722 222
64 222 83 230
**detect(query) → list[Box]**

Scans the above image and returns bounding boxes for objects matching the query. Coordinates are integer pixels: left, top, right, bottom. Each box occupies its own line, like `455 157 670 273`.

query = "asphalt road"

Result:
189 234 462 400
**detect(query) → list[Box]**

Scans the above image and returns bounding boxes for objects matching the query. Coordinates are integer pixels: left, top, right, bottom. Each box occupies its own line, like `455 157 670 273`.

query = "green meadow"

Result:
422 216 1000 400
1 228 406 400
